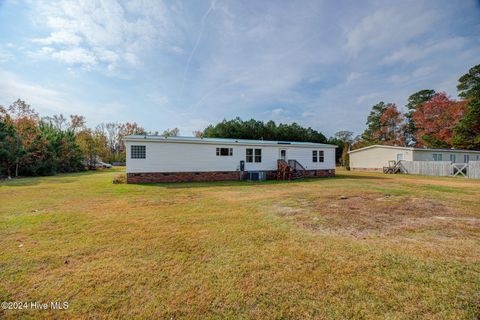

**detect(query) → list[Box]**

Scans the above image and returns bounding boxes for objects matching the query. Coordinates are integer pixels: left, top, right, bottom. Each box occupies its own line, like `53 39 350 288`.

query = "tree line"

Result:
199 118 328 143
354 64 480 151
0 100 146 178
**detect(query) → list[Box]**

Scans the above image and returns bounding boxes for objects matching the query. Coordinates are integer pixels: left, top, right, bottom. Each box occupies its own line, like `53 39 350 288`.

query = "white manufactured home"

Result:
124 135 337 183
349 145 480 171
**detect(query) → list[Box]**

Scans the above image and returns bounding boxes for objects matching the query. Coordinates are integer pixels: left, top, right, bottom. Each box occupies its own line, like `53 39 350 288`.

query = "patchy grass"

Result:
0 168 479 319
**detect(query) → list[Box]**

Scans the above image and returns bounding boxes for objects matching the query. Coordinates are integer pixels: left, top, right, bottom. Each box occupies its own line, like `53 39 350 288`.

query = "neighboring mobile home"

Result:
124 135 337 183
349 145 480 171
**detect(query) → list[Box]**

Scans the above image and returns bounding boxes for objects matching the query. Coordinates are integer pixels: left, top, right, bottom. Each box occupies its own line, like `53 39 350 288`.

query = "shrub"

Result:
112 174 127 184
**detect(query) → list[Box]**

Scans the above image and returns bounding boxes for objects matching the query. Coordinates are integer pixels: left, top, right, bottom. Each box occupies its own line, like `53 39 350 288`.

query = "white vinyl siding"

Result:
349 146 413 169
286 148 334 170
407 151 480 164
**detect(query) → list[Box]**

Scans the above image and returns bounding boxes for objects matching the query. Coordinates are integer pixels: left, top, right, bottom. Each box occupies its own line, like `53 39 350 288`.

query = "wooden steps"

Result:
277 159 305 180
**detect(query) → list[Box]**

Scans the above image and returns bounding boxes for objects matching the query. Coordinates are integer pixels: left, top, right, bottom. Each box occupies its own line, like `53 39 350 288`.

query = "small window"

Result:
464 155 470 163
450 154 456 163
216 147 233 156
477 155 480 161
433 153 442 161
131 145 146 159
246 148 253 163
318 150 324 163
254 149 262 162
312 150 317 162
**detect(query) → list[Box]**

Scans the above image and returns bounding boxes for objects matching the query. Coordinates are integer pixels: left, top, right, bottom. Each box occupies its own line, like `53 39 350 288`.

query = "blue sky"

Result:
0 0 479 137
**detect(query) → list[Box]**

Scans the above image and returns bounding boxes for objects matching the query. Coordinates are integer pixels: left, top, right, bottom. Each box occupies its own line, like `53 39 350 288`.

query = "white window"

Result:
464 155 470 163
433 153 442 161
313 150 324 163
450 154 456 163
216 148 233 156
131 145 146 159
246 148 262 163
396 154 404 161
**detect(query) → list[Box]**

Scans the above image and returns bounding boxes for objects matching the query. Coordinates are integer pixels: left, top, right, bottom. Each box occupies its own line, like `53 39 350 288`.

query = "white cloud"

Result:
31 0 182 72
124 52 141 67
382 37 467 64
345 4 439 55
389 65 438 84
51 48 97 66
0 70 133 125
270 108 286 117
148 93 169 106
169 46 186 55
0 70 68 113
346 72 365 84
412 65 437 78
0 51 13 63
94 48 119 64
356 92 380 104
0 43 15 63
33 30 82 45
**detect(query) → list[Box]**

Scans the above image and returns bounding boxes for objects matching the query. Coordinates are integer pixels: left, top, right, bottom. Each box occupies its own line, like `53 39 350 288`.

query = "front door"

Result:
280 149 287 161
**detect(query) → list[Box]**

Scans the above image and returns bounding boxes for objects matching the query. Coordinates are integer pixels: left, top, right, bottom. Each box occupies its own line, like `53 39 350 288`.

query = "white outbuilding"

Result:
124 135 337 183
349 145 480 171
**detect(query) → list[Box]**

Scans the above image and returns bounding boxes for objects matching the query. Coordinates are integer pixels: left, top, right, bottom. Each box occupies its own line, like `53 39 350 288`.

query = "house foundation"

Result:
127 169 335 183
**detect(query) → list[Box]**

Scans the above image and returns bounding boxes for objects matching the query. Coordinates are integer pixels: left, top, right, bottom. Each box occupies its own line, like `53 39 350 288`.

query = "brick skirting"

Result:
127 169 335 183
127 171 240 183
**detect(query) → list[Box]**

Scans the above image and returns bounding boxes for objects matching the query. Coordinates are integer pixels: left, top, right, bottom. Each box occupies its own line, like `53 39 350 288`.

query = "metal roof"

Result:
124 135 337 148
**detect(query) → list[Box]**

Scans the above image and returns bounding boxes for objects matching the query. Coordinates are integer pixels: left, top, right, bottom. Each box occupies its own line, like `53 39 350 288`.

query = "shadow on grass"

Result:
136 179 294 189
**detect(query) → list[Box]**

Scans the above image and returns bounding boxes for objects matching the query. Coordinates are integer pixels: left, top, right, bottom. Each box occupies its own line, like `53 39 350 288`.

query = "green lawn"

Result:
1 169 479 319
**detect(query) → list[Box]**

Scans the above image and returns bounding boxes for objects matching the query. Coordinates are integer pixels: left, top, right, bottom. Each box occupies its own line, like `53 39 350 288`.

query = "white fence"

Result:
468 161 480 179
399 161 480 179
399 161 452 176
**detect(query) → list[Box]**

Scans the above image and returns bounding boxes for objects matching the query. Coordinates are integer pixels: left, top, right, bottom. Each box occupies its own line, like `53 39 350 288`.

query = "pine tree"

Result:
452 98 480 150
0 114 25 178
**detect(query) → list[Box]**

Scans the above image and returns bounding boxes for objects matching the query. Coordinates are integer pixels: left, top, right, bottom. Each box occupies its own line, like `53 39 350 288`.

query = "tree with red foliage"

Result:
412 92 468 148
379 104 405 146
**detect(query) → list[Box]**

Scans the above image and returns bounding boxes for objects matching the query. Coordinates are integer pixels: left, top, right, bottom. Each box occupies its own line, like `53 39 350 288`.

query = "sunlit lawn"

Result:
1 168 479 319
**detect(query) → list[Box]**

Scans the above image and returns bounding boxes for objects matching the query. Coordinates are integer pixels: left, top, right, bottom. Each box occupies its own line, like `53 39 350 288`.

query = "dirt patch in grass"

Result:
272 195 479 239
